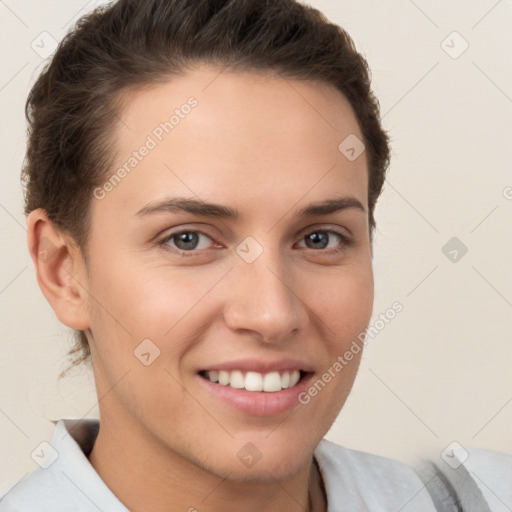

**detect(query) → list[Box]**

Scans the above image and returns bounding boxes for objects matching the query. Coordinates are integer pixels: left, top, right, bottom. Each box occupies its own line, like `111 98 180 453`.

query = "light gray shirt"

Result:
0 418 439 511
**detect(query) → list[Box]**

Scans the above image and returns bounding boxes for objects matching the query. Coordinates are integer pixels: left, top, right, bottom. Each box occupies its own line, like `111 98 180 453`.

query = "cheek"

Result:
303 264 374 350
86 257 227 354
292 265 373 432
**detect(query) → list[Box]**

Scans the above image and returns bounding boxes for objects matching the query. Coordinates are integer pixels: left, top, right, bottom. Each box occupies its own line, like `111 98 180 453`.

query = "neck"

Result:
88 413 327 512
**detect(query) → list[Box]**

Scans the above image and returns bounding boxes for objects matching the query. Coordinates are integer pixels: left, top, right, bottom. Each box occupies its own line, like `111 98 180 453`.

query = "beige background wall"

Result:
1 0 511 495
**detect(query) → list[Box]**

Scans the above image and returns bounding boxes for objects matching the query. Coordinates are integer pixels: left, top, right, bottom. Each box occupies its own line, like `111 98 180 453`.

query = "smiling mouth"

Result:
198 369 309 392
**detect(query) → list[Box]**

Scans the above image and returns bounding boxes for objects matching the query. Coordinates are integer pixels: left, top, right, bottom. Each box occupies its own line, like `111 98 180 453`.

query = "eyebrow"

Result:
135 196 366 219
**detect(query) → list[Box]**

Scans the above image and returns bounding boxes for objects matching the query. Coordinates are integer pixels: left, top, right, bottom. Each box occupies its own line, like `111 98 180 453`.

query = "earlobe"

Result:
27 209 90 331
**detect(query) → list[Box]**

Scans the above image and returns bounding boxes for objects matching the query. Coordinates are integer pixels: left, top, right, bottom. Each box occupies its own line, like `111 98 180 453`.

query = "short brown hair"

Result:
23 0 390 363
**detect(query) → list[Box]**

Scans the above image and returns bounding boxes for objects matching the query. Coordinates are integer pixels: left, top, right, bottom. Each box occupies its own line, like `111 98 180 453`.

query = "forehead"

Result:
93 66 368 223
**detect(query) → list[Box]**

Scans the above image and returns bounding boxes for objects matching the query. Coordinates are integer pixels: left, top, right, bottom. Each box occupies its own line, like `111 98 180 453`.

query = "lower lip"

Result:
197 373 314 417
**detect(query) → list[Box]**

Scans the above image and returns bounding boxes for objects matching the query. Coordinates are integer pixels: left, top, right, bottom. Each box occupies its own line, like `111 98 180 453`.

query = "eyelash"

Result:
157 227 354 256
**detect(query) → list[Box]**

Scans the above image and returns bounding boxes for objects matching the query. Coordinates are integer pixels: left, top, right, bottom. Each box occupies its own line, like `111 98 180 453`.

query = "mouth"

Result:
198 369 310 392
196 359 316 416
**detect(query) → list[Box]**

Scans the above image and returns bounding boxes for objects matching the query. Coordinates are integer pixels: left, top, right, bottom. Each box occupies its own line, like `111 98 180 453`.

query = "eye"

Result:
297 230 348 251
163 231 214 251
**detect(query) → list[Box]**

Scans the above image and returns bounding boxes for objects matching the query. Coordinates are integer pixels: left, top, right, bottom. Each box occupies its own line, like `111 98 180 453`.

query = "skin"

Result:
28 66 374 512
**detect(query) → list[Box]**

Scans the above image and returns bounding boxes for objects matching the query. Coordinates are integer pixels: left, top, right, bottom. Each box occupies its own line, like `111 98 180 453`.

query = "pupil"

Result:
306 232 328 249
175 232 199 250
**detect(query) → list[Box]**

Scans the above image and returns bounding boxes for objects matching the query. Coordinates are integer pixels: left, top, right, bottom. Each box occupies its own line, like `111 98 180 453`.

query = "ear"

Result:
27 209 90 331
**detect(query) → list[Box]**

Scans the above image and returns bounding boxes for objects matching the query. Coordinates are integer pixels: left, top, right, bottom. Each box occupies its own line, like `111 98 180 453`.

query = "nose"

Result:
223 251 308 344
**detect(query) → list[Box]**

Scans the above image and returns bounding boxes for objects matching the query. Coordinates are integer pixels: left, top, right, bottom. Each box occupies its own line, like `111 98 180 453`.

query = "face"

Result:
81 66 373 481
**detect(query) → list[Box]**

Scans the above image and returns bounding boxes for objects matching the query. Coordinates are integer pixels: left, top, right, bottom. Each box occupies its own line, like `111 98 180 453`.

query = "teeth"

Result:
229 370 245 389
218 370 229 385
289 370 300 387
245 371 263 391
204 369 302 392
263 372 281 392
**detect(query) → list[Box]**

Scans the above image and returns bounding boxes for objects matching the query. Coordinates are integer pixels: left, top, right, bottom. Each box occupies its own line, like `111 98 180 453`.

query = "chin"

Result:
204 436 315 483
214 454 307 483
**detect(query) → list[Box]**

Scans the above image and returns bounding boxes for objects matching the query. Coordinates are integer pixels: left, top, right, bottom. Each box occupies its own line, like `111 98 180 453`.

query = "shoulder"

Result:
314 438 436 511
462 447 512 507
431 446 512 511
0 434 77 512
0 419 127 512
0 464 69 512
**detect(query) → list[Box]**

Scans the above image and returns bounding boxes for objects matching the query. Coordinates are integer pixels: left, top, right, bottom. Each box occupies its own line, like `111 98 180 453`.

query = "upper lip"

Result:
199 358 315 374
